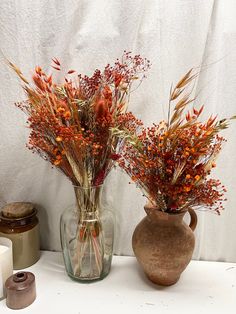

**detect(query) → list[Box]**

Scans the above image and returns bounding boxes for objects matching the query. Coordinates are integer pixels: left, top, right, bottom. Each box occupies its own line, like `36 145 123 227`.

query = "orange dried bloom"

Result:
184 186 191 192
57 107 65 113
14 51 150 187
195 175 201 181
56 136 63 142
54 159 61 166
118 69 232 214
35 66 42 76
63 111 71 120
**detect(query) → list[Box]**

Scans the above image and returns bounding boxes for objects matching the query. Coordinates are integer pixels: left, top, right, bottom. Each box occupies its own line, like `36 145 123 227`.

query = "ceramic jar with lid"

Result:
0 202 40 269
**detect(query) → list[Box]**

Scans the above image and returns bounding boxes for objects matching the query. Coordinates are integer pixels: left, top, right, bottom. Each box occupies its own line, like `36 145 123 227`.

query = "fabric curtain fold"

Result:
0 0 236 261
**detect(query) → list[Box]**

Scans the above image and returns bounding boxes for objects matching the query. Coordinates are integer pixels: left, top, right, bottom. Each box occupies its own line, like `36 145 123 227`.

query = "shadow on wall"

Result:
35 203 50 251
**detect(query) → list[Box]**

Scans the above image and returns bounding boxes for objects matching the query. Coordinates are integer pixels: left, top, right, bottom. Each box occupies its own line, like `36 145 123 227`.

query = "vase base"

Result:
66 271 109 283
146 274 180 286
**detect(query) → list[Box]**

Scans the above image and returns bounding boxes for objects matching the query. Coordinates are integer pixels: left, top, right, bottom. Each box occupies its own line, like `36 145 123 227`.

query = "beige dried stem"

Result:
0 50 29 85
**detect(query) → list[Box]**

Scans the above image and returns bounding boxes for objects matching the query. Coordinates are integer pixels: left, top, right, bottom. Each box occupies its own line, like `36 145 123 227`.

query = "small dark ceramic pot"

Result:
5 272 36 309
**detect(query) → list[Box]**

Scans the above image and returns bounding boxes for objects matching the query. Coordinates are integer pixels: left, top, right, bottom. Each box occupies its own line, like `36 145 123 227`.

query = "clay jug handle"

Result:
188 208 197 231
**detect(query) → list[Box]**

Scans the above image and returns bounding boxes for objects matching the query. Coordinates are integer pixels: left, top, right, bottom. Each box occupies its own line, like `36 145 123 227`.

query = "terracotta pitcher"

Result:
132 204 197 286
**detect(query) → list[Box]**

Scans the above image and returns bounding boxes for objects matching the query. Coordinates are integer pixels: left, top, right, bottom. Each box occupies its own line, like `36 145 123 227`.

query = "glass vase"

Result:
60 185 114 282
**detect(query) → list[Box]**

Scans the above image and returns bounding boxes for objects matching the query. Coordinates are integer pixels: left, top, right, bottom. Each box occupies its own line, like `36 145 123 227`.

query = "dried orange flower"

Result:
12 52 150 187
117 69 235 214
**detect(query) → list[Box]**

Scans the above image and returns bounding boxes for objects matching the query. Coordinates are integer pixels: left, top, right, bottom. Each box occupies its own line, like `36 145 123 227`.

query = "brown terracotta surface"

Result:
132 205 197 286
5 272 36 310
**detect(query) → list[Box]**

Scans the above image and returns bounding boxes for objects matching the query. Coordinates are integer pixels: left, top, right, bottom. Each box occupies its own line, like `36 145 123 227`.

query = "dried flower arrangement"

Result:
10 52 150 280
10 52 150 187
115 70 235 214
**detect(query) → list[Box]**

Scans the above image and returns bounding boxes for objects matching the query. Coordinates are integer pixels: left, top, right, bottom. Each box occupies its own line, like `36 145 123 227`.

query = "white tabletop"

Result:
0 251 235 314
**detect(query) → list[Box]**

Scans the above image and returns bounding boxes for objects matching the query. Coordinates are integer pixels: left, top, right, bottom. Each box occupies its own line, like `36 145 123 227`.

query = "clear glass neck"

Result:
74 185 103 213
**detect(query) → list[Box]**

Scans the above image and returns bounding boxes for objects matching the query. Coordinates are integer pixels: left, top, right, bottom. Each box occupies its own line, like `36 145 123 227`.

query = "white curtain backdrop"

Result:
0 0 236 262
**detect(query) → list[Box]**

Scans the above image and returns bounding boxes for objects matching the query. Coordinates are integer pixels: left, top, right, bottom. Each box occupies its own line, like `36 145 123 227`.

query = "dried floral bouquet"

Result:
115 70 235 215
11 52 150 279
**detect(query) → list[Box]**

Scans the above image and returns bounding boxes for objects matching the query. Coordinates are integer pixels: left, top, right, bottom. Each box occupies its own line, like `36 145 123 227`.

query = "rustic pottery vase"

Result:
132 204 197 286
